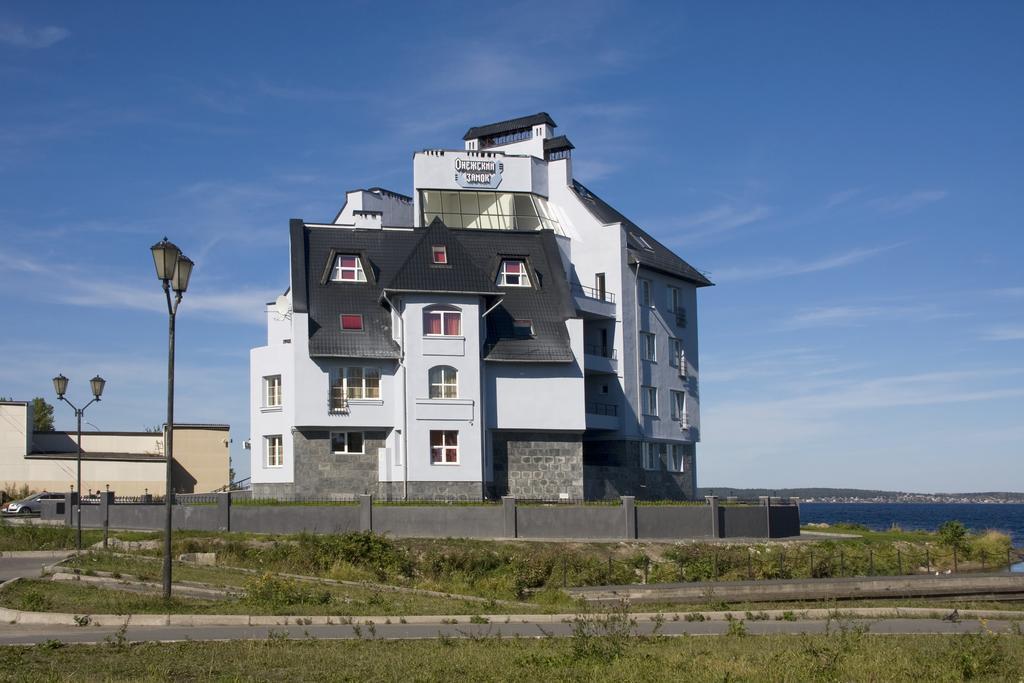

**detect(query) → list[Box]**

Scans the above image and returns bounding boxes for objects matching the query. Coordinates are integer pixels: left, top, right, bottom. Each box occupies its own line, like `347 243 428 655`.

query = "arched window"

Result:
423 305 461 336
429 366 458 399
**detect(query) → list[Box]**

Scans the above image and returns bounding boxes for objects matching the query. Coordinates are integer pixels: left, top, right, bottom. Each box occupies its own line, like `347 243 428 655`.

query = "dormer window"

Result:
432 245 447 264
331 255 366 282
497 259 530 287
340 314 363 331
512 319 534 338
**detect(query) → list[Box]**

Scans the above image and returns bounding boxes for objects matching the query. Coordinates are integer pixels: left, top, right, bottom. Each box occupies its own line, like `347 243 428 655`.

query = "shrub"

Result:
243 573 332 609
938 521 970 555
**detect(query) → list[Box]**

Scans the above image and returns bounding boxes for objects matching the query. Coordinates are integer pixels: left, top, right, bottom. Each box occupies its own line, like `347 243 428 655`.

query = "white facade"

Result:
249 114 709 500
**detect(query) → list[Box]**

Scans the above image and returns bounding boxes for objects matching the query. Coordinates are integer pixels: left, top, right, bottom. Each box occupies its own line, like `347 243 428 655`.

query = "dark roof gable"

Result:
463 113 557 141
386 218 501 295
571 181 713 287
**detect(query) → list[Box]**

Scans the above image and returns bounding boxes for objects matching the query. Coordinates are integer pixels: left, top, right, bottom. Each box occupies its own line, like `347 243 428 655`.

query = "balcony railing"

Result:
583 344 617 359
572 284 616 304
586 401 618 417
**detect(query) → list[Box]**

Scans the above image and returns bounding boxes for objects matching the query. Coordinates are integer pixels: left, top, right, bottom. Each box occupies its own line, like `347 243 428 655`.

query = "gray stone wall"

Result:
492 431 584 500
255 430 388 500
582 440 696 501
404 481 482 501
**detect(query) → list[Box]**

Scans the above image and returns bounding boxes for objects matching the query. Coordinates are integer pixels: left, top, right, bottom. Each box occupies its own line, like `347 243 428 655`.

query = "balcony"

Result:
585 401 620 431
583 344 618 375
572 284 616 319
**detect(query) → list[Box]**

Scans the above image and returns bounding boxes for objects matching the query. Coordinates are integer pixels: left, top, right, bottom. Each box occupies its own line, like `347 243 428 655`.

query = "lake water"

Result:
799 502 1024 549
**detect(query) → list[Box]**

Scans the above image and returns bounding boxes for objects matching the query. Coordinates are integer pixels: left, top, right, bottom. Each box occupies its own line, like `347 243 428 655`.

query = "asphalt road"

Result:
0 553 70 583
0 617 1014 646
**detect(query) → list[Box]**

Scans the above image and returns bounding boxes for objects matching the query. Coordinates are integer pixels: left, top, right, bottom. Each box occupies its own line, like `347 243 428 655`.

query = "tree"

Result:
938 520 970 556
30 397 54 432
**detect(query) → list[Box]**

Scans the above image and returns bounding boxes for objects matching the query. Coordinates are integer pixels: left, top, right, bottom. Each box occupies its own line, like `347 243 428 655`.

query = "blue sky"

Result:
1 1 1022 492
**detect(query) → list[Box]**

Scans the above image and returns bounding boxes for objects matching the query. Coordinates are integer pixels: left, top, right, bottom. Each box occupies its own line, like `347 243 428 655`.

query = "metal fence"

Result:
572 283 616 303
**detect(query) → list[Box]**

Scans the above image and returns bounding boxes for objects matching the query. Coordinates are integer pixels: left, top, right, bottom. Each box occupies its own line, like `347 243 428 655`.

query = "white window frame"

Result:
330 366 382 410
668 286 680 312
423 308 462 337
640 332 657 362
669 444 685 472
639 278 652 307
430 430 459 465
263 375 282 408
670 390 686 421
330 431 365 455
641 442 658 470
642 385 658 416
428 366 459 399
669 338 682 368
497 259 531 287
432 245 447 264
265 435 284 468
331 254 367 282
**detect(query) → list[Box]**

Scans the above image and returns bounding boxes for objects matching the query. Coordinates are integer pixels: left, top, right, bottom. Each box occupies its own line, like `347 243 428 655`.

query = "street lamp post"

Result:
52 373 106 552
150 237 193 600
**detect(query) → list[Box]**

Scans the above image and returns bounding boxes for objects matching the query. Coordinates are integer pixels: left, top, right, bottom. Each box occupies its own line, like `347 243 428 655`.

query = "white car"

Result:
2 492 64 514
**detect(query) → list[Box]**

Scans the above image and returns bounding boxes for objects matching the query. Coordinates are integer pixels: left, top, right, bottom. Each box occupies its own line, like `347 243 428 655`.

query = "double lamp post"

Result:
52 373 105 553
150 238 193 600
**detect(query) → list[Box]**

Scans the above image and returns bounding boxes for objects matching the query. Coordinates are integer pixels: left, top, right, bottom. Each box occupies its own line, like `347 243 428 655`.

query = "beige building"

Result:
0 400 229 496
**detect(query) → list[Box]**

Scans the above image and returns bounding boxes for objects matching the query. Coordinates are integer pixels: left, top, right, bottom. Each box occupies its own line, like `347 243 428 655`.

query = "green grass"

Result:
0 632 1022 681
0 578 551 617
0 521 105 551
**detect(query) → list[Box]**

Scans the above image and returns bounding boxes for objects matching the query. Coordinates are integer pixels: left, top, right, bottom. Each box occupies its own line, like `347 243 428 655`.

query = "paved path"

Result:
0 617 1014 645
0 552 71 583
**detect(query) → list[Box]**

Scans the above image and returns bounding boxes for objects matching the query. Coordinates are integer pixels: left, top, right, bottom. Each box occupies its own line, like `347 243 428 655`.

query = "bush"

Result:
243 573 332 609
938 521 970 555
970 531 1012 564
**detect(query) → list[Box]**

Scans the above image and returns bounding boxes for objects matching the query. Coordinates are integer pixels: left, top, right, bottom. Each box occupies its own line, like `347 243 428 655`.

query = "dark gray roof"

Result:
294 221 577 362
571 181 713 287
463 112 557 141
386 219 502 296
543 135 574 151
300 226 418 358
455 229 576 363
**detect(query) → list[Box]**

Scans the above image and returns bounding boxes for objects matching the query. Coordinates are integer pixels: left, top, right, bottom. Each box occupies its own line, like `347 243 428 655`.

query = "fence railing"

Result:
583 344 617 359
572 284 616 304
586 401 618 416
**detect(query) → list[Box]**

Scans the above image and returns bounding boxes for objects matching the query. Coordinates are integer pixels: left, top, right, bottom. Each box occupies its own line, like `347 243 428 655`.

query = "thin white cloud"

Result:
824 188 863 209
990 287 1024 299
0 22 70 49
61 279 279 325
870 190 947 214
981 325 1024 342
712 244 901 283
786 302 952 328
662 205 772 246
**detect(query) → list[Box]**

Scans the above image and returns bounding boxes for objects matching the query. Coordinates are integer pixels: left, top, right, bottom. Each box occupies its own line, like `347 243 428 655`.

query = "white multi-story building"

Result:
249 113 712 501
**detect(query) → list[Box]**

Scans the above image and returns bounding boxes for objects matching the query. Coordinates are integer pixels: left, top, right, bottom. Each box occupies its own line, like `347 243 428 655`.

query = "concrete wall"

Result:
636 506 713 539
373 505 504 538
41 494 799 540
231 505 362 535
719 505 769 538
770 504 801 538
1 402 228 496
516 505 625 539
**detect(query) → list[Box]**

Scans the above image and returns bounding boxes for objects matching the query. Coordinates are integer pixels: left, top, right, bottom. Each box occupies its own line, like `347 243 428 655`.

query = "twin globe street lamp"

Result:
150 237 193 600
52 373 106 552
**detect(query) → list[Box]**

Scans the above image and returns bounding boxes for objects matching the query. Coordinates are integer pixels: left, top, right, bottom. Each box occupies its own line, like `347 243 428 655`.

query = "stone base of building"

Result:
402 481 482 501
582 440 696 500
491 430 583 499
292 429 387 497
